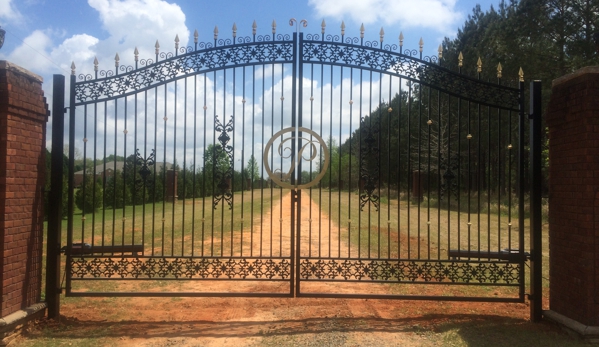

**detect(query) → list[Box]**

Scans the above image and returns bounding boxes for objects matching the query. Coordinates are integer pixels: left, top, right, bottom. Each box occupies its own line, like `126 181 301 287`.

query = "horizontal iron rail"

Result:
62 243 143 255
67 292 294 298
448 249 529 262
297 293 524 303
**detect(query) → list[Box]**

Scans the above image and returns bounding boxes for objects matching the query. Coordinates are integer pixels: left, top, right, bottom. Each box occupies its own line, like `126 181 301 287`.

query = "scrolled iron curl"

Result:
180 46 194 54
326 34 343 42
217 38 233 46
383 43 398 51
256 35 271 42
401 48 419 57
198 42 214 49
344 37 359 44
363 40 380 48
423 55 440 64
119 65 134 73
276 34 291 41
305 33 319 40
159 52 174 60
99 70 115 77
78 73 93 81
236 36 252 44
139 58 154 66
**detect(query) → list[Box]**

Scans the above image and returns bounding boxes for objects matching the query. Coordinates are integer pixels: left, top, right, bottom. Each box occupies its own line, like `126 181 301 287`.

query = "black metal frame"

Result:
47 22 542 319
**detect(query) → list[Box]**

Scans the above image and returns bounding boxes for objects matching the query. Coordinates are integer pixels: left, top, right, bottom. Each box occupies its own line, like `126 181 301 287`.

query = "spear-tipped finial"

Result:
252 20 257 35
419 38 424 52
71 62 76 75
477 57 482 73
519 67 524 82
341 21 346 36
175 34 179 50
399 32 404 46
155 40 160 55
232 23 237 38
458 52 463 67
134 47 139 61
321 19 326 34
379 27 384 42
214 26 219 40
272 20 276 34
497 62 502 79
115 53 120 67
94 56 99 71
194 29 198 43
360 23 364 38
438 44 443 59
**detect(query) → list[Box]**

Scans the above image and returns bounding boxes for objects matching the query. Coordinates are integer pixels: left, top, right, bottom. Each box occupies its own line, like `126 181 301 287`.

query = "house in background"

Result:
73 161 172 187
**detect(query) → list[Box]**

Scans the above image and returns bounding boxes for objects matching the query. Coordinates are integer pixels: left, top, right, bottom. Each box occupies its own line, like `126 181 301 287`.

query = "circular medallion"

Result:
263 127 330 190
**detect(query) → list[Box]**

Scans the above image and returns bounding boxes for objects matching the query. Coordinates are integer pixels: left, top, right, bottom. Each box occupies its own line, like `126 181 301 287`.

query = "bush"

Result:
75 175 103 213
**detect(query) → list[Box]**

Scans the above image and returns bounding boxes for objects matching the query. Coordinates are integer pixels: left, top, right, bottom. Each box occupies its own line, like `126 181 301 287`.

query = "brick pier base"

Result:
0 61 48 345
546 66 599 342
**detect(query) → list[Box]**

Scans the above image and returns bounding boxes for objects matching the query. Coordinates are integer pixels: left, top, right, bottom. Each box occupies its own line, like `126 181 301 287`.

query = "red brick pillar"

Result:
0 61 48 320
545 66 599 338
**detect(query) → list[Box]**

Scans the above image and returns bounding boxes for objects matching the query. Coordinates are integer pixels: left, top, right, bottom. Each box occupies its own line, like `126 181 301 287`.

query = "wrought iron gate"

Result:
59 20 535 303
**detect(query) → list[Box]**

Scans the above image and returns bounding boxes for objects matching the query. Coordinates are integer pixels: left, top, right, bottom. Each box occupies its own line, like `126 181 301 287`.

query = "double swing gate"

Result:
52 20 542 307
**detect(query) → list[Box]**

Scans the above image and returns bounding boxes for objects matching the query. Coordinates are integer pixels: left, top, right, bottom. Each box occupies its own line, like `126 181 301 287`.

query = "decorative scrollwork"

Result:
440 152 460 201
299 258 520 284
135 149 155 191
213 115 234 209
74 41 294 105
359 116 380 211
70 257 291 280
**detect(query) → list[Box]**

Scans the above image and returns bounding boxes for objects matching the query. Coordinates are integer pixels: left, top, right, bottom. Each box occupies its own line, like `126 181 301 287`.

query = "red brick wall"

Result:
0 61 47 317
546 66 599 326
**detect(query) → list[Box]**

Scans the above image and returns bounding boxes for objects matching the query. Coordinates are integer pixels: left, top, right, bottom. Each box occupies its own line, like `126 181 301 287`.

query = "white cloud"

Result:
308 0 461 33
0 0 23 23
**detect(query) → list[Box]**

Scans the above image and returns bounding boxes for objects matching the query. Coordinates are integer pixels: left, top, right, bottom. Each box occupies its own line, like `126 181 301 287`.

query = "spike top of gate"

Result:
69 19 523 82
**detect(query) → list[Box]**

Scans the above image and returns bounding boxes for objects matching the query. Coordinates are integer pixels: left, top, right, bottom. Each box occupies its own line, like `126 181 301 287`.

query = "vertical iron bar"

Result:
47 74 65 318
529 80 543 322
66 74 76 296
517 80 525 301
293 32 299 297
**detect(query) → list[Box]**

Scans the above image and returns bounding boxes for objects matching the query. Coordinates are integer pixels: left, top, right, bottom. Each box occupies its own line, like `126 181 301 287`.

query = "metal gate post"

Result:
47 74 65 319
529 80 543 322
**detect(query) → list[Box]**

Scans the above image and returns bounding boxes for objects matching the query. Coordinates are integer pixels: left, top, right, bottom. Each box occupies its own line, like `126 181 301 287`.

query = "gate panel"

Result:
296 32 526 301
66 33 298 296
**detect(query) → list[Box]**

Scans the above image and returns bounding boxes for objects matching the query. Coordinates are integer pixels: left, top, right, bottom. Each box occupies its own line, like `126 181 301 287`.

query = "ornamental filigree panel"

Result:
301 40 520 111
74 41 294 105
299 259 520 284
70 257 291 280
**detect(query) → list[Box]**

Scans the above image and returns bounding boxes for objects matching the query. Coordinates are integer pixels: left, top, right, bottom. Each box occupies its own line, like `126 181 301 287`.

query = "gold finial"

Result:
360 23 364 38
214 26 219 40
175 34 179 50
155 40 160 55
379 27 384 42
519 67 524 82
194 29 198 43
399 32 404 46
458 52 463 67
114 53 120 67
232 23 237 38
388 107 392 113
438 44 443 59
70 62 76 75
419 37 424 52
252 20 257 35
497 62 502 79
341 21 346 36
272 20 277 34
427 119 433 125
321 19 326 34
134 47 139 62
94 56 99 71
477 57 482 73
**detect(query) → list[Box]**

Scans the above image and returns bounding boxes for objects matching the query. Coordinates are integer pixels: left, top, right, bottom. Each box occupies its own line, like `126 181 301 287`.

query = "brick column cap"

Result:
0 60 43 83
552 65 599 87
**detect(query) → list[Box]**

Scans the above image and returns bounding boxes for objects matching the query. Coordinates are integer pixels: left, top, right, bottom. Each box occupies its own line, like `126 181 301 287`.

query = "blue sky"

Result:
0 0 498 157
